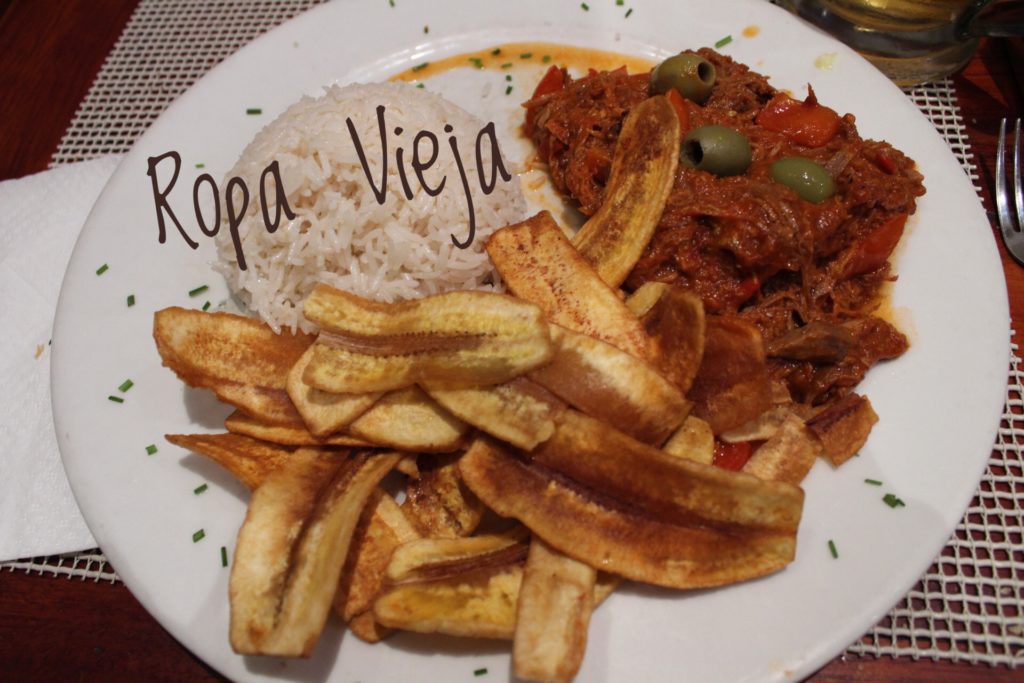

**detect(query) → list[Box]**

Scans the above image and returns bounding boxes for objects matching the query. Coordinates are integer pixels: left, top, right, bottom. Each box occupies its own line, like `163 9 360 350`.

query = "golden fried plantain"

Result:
806 393 878 466
626 282 706 394
347 386 469 453
513 538 596 683
742 413 821 485
165 432 297 489
662 415 715 465
373 531 529 640
424 377 565 451
460 433 803 589
335 490 421 642
230 449 399 656
286 346 383 437
403 453 486 538
224 411 371 447
303 284 553 393
529 324 689 445
486 212 651 361
572 96 680 289
154 307 313 424
687 315 773 434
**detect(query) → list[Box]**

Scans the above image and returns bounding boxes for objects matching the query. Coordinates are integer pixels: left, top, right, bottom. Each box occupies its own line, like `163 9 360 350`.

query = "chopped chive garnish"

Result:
625 7 633 17
542 55 552 63
828 539 838 559
581 2 589 10
412 62 429 72
505 74 512 81
108 395 124 404
616 0 623 4
520 52 533 59
505 85 513 95
388 0 395 6
864 478 883 486
245 107 262 115
145 444 158 455
883 493 906 508
220 546 229 567
468 57 484 68
188 284 209 297
193 529 206 543
126 294 135 307
202 301 211 311
474 669 488 677
491 47 502 56
501 62 513 69
415 83 425 88
195 163 205 169
423 25 428 33
118 379 134 392
194 483 209 495
715 35 733 48
96 264 109 276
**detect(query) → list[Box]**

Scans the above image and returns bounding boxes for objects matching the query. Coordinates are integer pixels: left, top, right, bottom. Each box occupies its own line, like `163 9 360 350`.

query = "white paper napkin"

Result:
0 156 121 562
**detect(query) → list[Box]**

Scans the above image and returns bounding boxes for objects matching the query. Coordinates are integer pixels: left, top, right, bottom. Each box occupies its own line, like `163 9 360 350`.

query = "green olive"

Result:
680 125 752 176
770 157 836 203
650 52 716 104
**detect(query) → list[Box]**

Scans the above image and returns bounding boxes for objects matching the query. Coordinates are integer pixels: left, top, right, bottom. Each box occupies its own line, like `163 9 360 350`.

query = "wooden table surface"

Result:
1 1 1021 681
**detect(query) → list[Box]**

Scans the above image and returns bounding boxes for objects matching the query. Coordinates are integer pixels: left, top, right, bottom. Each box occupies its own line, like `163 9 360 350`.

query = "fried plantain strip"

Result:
373 531 529 639
335 490 421 643
154 307 313 424
460 436 802 589
403 453 486 538
513 538 596 683
213 383 304 425
424 377 565 451
230 449 400 656
663 415 715 465
486 211 651 361
626 283 706 394
347 386 469 453
572 96 680 289
302 284 553 393
805 393 878 466
742 413 821 486
165 432 297 489
688 315 773 434
286 346 383 437
224 411 372 447
373 563 524 640
528 324 689 445
385 529 529 584
534 410 801 530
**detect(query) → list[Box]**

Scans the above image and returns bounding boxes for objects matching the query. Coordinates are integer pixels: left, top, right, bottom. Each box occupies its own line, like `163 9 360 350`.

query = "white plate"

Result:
52 1 1008 681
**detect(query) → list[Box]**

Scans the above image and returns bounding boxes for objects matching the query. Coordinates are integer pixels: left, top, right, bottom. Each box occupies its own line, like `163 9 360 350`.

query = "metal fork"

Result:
996 117 1024 265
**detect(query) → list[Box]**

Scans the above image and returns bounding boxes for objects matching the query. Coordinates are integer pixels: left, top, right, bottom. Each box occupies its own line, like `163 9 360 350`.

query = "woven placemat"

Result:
9 0 1023 668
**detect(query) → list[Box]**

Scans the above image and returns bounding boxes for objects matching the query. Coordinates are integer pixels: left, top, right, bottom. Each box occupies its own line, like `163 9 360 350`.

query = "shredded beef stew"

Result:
524 48 924 407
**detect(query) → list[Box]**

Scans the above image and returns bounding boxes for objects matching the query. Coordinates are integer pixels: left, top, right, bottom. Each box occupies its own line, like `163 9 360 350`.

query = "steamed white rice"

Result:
214 81 526 333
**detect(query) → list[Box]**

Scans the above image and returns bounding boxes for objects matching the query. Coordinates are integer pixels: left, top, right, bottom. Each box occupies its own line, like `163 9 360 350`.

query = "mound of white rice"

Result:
214 82 526 333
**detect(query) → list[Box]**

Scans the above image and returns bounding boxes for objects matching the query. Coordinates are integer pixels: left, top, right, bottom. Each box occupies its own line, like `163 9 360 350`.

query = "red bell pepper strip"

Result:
839 213 908 279
664 89 691 132
712 440 754 471
531 65 565 100
756 87 840 148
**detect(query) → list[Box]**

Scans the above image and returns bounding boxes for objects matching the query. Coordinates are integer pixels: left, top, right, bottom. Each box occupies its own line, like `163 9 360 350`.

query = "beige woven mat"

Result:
6 0 1021 668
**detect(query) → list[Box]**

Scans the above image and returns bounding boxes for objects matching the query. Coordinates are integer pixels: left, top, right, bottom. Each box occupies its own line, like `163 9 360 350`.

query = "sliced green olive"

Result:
680 125 752 177
650 52 716 104
770 157 836 203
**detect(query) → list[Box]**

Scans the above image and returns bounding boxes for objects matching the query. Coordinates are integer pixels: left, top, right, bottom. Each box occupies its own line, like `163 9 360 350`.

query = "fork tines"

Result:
997 117 1024 265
